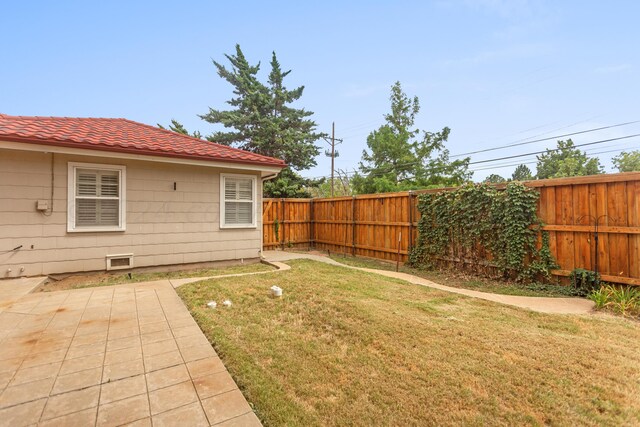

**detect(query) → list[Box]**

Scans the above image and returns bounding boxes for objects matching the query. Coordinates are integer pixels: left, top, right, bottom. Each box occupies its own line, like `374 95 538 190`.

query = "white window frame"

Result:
67 162 126 232
220 173 257 229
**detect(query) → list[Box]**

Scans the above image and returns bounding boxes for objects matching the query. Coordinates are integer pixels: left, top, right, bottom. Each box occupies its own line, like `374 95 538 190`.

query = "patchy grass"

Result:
178 259 640 426
326 253 580 297
38 262 274 292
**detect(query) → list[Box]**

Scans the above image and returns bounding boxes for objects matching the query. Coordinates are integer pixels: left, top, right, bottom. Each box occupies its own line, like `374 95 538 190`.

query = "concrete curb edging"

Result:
261 251 595 315
169 260 290 288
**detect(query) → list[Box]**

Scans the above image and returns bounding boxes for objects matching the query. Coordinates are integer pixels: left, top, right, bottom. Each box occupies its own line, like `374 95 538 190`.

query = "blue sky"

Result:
2 1 638 181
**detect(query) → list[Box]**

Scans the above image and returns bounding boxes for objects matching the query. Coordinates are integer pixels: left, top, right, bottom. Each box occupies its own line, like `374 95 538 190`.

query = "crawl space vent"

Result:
106 254 133 271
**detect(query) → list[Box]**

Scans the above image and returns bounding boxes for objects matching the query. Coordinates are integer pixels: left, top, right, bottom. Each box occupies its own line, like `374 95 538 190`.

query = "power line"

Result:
449 144 640 173
472 139 640 170
308 133 640 181
323 119 637 181
468 133 640 165
460 115 601 151
450 120 640 158
325 123 639 180
338 118 384 133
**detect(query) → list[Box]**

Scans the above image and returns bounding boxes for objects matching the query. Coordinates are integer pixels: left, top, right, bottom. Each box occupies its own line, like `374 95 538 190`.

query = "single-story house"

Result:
0 113 285 277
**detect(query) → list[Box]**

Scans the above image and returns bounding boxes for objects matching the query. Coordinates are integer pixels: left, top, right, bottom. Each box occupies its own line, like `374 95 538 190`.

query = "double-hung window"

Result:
220 174 256 228
68 162 126 232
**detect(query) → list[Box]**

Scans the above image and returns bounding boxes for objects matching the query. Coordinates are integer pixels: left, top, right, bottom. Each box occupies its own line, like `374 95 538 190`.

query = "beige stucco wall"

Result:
0 148 263 277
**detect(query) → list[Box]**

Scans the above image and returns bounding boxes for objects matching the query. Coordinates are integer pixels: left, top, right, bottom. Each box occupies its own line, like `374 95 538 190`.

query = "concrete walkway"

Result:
0 279 261 427
262 251 595 315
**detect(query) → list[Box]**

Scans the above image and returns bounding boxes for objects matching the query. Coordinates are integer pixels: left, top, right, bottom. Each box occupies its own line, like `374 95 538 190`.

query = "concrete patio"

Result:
0 279 261 426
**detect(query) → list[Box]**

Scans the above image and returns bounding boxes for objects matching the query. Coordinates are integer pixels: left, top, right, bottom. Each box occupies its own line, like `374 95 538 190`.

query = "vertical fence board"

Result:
608 182 629 277
572 184 591 270
629 182 640 278
262 173 640 286
594 183 610 274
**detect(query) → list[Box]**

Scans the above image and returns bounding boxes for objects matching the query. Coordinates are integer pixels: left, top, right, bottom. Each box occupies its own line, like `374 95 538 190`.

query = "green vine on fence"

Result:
409 182 557 282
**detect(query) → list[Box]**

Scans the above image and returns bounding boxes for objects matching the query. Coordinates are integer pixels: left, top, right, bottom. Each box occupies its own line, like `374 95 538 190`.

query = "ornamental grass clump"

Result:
589 284 640 318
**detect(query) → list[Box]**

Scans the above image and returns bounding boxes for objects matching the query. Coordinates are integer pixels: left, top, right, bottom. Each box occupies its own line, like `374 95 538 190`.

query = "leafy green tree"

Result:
536 139 603 179
511 164 534 181
353 81 471 194
200 45 323 198
263 169 324 198
158 119 202 139
484 174 506 183
308 169 352 198
612 150 640 172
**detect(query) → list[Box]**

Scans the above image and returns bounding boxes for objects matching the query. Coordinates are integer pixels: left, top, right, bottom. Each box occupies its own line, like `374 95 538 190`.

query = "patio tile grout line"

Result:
136 287 155 426
0 279 257 424
152 285 212 425
94 285 117 427
7 290 73 386
0 293 80 411
35 289 94 424
210 406 255 426
163 284 263 425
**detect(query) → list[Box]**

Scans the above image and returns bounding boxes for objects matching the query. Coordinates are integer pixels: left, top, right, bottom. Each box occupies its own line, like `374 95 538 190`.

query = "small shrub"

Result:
525 282 583 297
570 268 600 296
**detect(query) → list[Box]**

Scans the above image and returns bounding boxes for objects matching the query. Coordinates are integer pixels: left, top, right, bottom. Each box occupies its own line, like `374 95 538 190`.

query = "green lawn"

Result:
177 259 640 426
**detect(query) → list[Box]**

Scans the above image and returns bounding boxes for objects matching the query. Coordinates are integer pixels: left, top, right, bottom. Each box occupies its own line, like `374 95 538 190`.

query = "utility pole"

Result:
323 122 342 198
331 122 335 197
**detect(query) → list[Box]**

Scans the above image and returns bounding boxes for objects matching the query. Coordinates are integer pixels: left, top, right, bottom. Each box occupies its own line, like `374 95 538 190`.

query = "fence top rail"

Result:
263 198 314 202
262 172 640 204
521 171 640 187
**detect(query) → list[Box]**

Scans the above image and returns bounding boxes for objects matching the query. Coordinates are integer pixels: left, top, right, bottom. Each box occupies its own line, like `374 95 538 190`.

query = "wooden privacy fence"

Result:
262 172 640 286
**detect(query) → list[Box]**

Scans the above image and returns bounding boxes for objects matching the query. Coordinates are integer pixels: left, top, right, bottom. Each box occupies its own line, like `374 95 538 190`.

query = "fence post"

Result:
408 191 414 257
352 196 356 256
396 231 402 272
309 199 314 250
281 198 285 250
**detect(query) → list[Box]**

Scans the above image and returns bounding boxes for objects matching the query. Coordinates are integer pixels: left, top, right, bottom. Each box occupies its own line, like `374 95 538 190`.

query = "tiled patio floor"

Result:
0 280 261 426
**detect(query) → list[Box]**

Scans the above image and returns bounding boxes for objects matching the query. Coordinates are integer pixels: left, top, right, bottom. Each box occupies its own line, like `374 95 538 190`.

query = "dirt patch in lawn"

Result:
178 259 640 427
38 262 274 292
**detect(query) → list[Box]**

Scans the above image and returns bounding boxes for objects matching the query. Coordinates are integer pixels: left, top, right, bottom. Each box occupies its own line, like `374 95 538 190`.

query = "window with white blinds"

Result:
220 174 256 228
68 163 126 232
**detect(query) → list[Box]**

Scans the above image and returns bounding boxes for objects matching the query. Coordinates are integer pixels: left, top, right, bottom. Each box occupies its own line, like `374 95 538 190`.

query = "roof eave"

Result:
0 135 287 169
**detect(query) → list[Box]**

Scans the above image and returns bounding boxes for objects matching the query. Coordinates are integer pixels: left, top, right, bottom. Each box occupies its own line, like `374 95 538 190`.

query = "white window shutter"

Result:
237 203 253 223
98 199 120 226
77 172 97 196
71 165 123 230
76 199 98 226
222 175 255 227
100 172 119 197
238 179 253 200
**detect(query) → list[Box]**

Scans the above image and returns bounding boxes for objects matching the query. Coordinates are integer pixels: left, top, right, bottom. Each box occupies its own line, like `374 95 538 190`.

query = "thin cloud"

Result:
594 64 632 74
463 0 533 18
438 43 551 68
342 84 388 99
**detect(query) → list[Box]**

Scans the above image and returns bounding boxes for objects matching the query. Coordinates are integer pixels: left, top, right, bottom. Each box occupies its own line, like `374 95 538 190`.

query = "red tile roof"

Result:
0 114 286 168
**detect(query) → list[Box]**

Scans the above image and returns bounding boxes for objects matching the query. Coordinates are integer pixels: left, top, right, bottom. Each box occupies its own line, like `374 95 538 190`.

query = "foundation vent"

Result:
106 254 134 271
